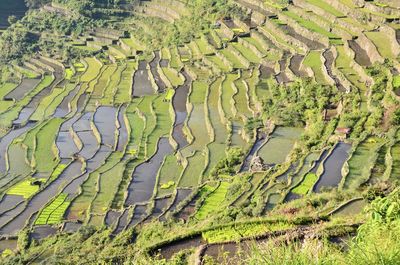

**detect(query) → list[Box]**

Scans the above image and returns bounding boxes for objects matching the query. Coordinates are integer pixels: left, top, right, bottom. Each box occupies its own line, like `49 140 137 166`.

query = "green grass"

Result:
231 43 260 64
233 71 253 118
49 163 69 182
35 193 70 225
305 0 345 17
115 61 136 104
157 154 184 196
365 31 396 59
221 74 238 119
195 36 214 55
34 118 63 175
219 49 246 69
292 173 318 195
91 155 125 215
195 181 230 219
206 55 231 72
0 75 55 128
303 50 328 85
181 81 210 156
344 137 384 189
283 11 338 39
393 75 400 89
169 46 183 69
391 142 400 180
162 67 184 87
335 45 366 96
0 83 18 99
179 151 206 187
7 178 45 199
120 37 144 51
30 87 64 121
80 58 102 82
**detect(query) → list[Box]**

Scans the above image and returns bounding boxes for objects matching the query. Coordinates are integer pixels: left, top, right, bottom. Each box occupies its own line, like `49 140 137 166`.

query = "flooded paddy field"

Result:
314 142 351 192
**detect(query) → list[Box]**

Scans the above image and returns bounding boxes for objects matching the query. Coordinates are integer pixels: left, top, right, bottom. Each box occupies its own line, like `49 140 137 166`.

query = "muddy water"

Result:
132 61 154 97
117 106 129 152
396 29 400 44
260 64 274 79
289 55 308 78
323 50 346 91
94 106 117 147
56 131 80 159
156 236 204 260
202 243 242 264
175 195 198 221
14 80 56 124
63 222 81 233
314 142 351 192
125 138 174 205
0 122 35 172
149 197 170 219
127 204 148 228
240 130 267 172
105 210 120 226
0 195 24 216
168 188 192 213
62 146 111 195
332 199 366 216
0 0 27 28
54 85 80 117
30 225 58 241
0 160 83 236
276 162 299 182
0 239 17 254
348 40 371 66
113 208 129 234
275 53 290 84
4 78 41 101
149 51 167 92
160 59 169 68
172 71 191 148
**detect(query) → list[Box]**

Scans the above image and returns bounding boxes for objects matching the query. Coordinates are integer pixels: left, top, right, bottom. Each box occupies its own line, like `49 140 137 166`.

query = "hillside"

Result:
0 0 399 263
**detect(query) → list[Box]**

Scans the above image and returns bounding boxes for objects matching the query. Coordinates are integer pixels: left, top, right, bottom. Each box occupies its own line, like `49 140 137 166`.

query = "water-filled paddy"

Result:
257 127 303 166
314 142 351 192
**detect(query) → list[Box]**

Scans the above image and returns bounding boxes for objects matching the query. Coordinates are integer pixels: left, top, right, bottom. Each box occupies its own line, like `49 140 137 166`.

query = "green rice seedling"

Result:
292 173 318 195
195 181 230 219
7 178 46 198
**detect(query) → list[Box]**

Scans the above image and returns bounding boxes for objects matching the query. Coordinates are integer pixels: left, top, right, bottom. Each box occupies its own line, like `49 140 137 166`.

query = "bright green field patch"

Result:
196 181 230 219
305 0 345 17
34 118 63 174
195 37 214 55
164 88 175 101
365 31 396 59
80 58 102 82
35 193 70 225
64 68 74 80
219 49 246 69
206 55 231 72
292 173 318 195
303 50 328 85
283 11 338 39
231 42 260 64
162 67 184 87
393 75 400 88
0 83 18 99
179 151 206 187
7 178 45 199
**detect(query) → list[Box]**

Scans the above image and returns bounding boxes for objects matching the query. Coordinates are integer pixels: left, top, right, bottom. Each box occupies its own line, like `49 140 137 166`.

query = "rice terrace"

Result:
0 0 399 264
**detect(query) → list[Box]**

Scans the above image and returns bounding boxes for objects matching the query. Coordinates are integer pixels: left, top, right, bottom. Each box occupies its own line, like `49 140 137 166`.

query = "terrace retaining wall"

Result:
356 33 384 64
